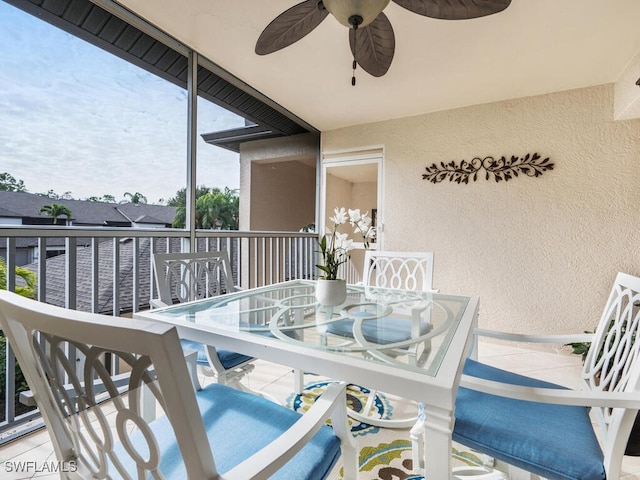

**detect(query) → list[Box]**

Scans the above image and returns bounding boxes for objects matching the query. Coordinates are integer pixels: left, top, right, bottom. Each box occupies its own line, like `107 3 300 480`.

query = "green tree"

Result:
86 194 116 203
37 190 73 200
38 203 73 224
169 186 239 229
122 191 148 205
199 187 238 230
0 258 36 299
0 173 27 192
167 185 211 208
169 185 212 228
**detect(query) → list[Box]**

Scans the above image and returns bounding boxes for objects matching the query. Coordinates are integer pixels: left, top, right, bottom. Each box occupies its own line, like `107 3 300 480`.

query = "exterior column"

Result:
186 50 198 252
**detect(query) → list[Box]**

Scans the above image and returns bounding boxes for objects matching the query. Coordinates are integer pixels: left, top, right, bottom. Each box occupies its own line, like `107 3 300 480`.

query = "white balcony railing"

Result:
0 226 317 442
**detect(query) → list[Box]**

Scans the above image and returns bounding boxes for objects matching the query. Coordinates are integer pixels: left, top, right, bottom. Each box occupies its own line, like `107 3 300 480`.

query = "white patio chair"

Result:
151 251 256 390
0 290 357 480
452 271 640 479
325 250 436 428
362 250 434 293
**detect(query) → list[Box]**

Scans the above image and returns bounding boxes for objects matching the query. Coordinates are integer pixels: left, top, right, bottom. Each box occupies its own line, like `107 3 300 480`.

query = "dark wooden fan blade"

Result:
256 0 329 55
349 12 395 77
392 0 510 20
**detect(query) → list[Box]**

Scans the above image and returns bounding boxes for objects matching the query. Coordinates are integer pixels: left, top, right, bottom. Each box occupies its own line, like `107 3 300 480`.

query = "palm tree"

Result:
169 186 210 228
196 193 223 229
193 187 239 229
168 186 239 229
122 191 148 205
0 258 36 299
38 203 72 225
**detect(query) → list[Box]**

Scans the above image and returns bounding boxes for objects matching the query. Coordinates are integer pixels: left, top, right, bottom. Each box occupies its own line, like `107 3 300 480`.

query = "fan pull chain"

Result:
352 58 357 86
351 21 358 86
348 15 362 86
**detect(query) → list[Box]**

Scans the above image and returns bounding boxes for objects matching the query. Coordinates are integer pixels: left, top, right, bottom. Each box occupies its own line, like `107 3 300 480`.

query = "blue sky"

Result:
0 1 243 204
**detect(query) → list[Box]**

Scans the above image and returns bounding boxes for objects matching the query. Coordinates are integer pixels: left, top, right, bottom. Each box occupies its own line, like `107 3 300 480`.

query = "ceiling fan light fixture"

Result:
323 0 391 28
256 0 511 81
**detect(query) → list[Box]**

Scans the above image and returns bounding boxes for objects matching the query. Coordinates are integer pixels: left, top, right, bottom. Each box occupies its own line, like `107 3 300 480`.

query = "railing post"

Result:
37 238 46 302
65 237 77 310
132 237 140 313
112 238 120 315
150 237 159 304
6 237 16 292
5 340 16 426
91 239 99 313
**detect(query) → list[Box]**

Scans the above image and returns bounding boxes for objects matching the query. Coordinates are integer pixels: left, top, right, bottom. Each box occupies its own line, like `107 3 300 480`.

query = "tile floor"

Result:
1 339 639 479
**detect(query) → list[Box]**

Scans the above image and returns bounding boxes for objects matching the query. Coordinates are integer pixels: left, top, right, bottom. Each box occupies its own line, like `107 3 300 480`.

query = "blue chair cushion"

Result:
454 359 605 480
113 383 341 480
326 314 430 345
180 339 252 370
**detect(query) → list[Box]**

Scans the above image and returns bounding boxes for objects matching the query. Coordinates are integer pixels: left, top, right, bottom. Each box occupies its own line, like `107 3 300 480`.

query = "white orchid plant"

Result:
316 207 376 280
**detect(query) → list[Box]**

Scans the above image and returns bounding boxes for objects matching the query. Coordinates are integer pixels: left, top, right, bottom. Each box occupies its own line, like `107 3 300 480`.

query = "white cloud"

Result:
0 2 243 204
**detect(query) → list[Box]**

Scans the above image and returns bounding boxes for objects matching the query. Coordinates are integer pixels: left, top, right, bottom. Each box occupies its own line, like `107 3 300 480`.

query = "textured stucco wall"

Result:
249 160 315 231
322 84 640 334
239 133 318 231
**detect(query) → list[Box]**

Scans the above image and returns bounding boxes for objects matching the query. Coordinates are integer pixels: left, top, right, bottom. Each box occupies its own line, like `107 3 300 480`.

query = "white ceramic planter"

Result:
315 279 347 307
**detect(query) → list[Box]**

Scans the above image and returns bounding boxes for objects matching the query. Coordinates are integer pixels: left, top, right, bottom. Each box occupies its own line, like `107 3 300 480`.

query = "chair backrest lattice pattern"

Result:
153 251 235 305
584 272 640 469
363 251 434 292
0 291 216 479
35 336 166 478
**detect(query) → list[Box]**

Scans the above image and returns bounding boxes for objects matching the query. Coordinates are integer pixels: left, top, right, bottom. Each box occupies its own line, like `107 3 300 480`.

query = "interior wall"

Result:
324 175 377 278
352 182 377 220
324 177 376 229
325 173 353 229
322 84 640 335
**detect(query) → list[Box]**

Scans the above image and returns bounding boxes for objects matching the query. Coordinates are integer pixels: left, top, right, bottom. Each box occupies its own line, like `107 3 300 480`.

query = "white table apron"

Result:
134 280 479 479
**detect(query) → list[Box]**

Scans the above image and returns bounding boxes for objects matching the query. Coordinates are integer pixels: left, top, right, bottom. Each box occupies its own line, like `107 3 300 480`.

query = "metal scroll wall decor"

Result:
422 152 554 184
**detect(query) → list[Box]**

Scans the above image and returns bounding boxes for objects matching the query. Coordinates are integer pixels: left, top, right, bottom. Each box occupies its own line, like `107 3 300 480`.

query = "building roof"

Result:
0 206 20 217
0 191 176 227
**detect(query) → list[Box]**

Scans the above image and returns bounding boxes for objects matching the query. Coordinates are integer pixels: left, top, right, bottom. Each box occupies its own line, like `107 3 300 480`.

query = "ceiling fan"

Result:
256 0 511 85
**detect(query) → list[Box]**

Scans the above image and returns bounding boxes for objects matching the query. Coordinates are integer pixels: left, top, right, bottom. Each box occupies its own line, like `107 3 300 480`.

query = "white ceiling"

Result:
117 0 640 132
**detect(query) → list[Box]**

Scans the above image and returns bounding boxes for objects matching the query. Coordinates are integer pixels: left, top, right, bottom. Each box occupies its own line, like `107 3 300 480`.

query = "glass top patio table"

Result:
135 279 479 479
136 279 477 384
